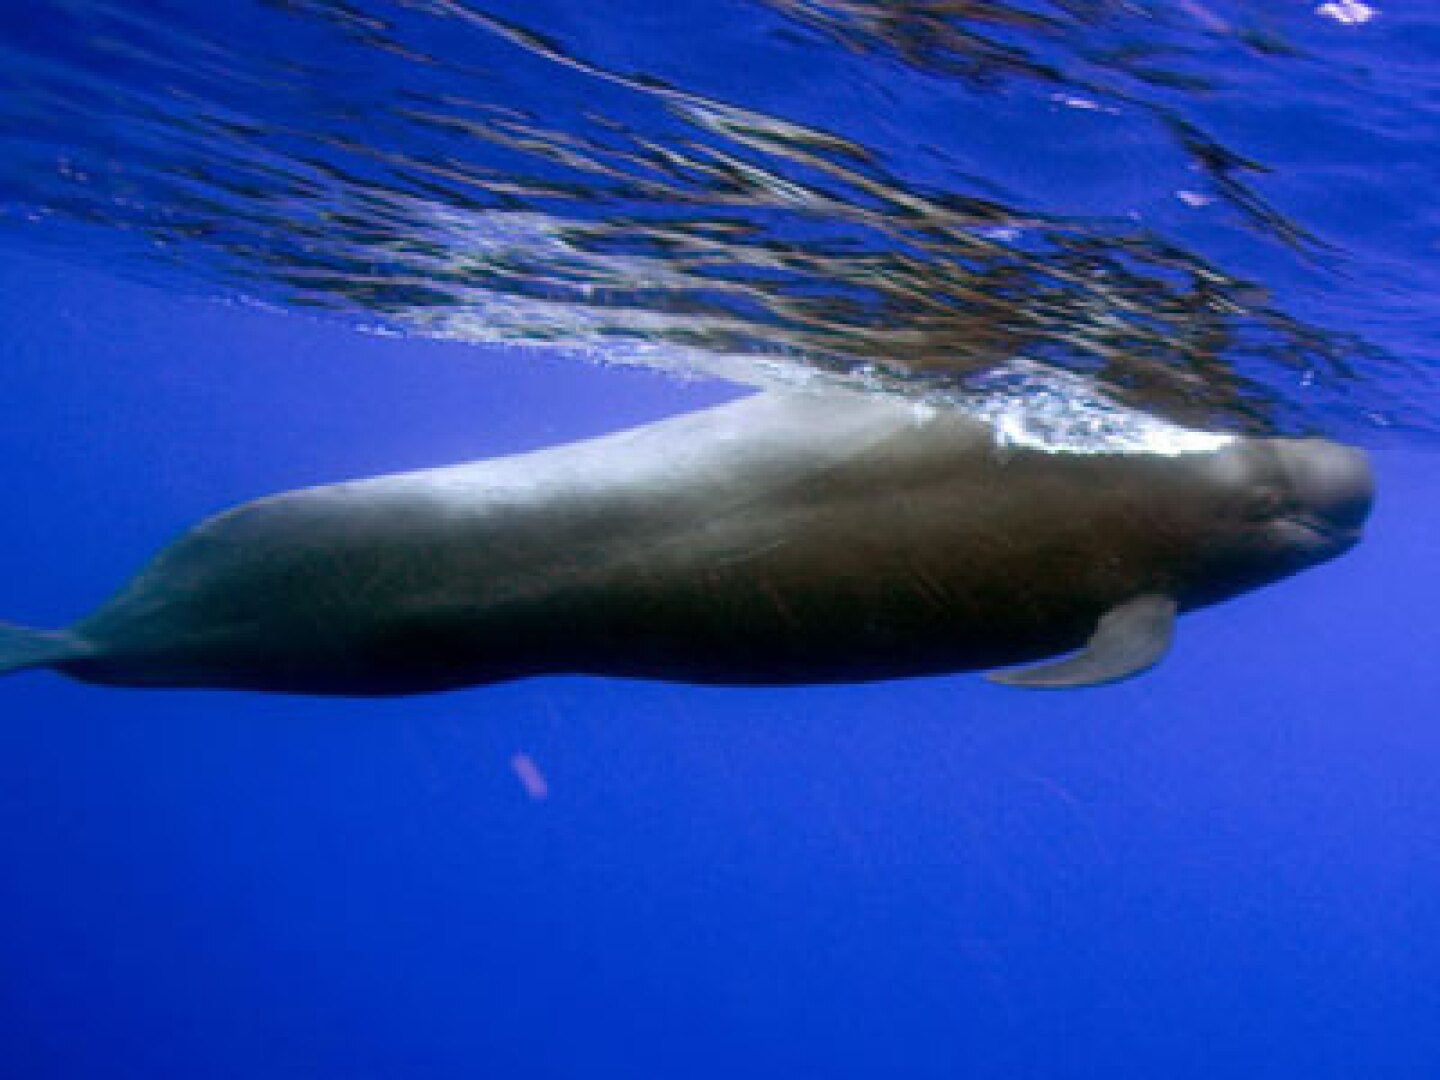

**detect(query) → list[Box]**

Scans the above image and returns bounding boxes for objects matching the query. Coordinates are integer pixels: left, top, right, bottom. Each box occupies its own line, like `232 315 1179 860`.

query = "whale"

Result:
0 389 1372 695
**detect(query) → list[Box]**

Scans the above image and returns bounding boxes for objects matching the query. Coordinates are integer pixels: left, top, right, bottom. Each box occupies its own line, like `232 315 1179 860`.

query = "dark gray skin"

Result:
0 390 1372 695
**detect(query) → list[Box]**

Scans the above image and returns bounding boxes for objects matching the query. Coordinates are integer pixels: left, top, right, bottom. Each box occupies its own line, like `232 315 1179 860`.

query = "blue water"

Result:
2 2 1438 1077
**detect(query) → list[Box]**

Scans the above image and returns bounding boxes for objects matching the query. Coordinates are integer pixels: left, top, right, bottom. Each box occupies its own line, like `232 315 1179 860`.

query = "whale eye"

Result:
1245 487 1284 520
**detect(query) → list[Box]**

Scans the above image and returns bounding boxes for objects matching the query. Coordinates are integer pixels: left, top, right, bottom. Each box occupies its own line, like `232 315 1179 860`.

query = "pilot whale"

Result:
0 389 1372 694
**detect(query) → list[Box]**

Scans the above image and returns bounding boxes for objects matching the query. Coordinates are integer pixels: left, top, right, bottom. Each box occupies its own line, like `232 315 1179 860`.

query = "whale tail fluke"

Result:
0 620 82 678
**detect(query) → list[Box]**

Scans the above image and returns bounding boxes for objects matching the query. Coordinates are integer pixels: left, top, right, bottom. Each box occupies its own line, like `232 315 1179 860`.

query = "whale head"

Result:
1171 435 1374 607
1266 438 1374 555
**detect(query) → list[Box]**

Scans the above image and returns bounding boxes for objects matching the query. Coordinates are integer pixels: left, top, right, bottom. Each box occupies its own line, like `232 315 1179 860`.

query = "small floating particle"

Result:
1049 93 1119 115
510 752 549 801
1177 0 1230 33
1177 190 1214 208
1316 1 1376 26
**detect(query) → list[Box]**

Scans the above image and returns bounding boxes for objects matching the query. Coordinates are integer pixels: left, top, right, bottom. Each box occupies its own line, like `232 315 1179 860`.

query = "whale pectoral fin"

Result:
986 594 1178 690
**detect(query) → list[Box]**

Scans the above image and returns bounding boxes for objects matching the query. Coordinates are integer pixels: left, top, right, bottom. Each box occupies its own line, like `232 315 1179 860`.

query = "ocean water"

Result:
1 2 1437 1077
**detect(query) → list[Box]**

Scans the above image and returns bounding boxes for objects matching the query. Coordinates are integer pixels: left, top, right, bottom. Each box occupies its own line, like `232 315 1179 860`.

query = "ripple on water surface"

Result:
0 0 1434 444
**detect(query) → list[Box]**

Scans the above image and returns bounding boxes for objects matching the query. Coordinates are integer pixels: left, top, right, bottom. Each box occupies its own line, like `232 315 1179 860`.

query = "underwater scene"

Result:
0 1 1437 1076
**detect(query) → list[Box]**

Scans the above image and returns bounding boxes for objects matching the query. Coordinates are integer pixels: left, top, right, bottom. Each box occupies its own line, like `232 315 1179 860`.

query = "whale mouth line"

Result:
1287 514 1364 551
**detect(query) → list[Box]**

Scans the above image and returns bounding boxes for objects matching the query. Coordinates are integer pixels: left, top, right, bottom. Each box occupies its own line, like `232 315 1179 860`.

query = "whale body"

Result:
0 390 1372 694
